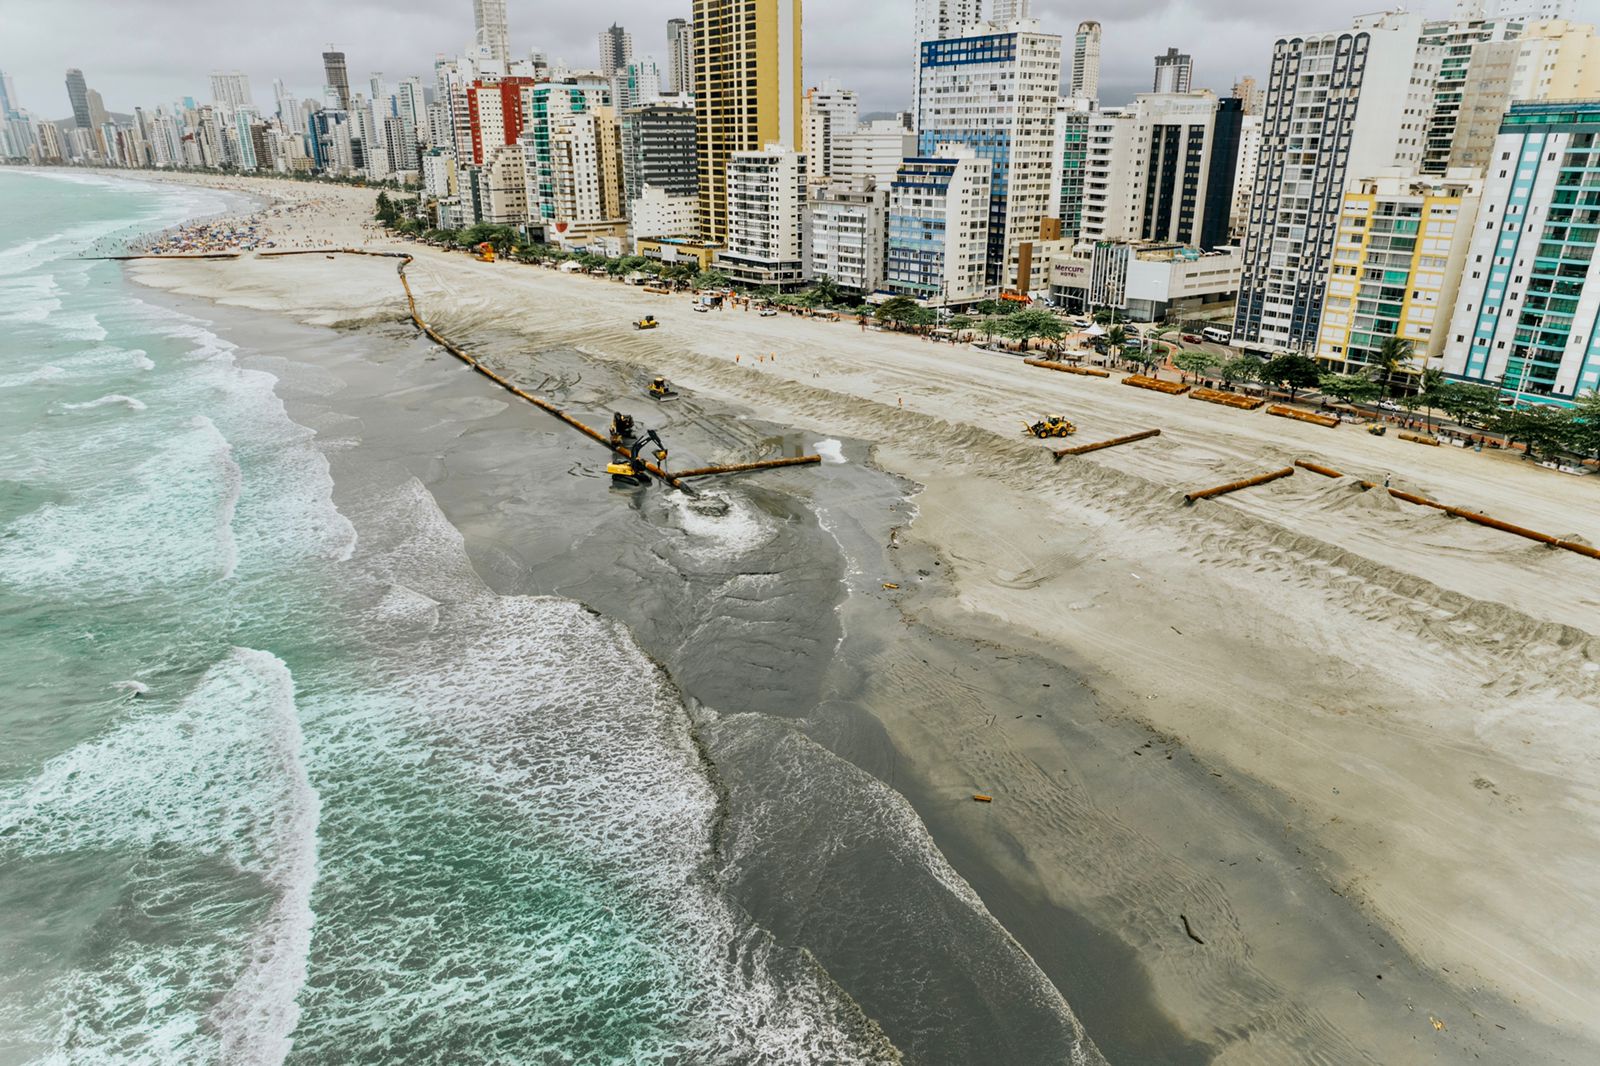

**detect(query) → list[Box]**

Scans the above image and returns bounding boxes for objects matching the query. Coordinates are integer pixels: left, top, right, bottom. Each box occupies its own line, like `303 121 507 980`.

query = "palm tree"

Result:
811 274 843 307
1372 336 1415 398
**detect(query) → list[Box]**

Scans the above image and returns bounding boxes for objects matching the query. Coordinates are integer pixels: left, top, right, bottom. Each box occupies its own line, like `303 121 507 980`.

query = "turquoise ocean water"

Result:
0 170 893 1064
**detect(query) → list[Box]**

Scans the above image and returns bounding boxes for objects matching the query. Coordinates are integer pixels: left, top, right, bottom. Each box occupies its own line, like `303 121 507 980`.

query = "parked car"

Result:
759 307 777 317
1182 333 1203 343
1377 399 1402 411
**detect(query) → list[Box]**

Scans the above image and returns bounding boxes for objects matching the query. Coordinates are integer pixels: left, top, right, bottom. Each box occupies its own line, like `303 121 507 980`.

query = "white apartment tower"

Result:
666 18 694 95
599 24 634 78
1071 21 1102 101
917 21 1063 290
210 72 253 113
473 0 510 64
991 0 1030 22
912 0 983 131
716 145 810 288
803 80 859 182
1234 10 1442 352
1153 48 1193 93
808 179 889 293
885 145 993 304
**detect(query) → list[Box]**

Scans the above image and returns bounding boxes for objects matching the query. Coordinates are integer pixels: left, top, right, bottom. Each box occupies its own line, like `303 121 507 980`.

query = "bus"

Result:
1202 326 1232 344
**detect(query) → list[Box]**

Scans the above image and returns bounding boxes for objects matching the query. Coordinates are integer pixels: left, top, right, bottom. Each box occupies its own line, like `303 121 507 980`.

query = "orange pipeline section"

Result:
1292 460 1599 560
1185 467 1294 503
1024 358 1111 378
1190 388 1265 411
1267 405 1339 428
1123 375 1190 395
1052 428 1161 461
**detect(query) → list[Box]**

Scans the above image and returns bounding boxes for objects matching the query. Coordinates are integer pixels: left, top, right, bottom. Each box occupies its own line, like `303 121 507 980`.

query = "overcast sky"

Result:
5 0 1591 120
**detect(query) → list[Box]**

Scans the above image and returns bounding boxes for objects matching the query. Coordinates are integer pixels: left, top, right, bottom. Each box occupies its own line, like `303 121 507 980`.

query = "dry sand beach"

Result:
117 172 1600 1064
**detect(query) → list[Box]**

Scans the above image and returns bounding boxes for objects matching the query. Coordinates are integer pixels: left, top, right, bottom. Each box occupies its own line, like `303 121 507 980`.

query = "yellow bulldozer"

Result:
1023 415 1076 439
648 376 678 400
634 315 659 330
473 241 495 262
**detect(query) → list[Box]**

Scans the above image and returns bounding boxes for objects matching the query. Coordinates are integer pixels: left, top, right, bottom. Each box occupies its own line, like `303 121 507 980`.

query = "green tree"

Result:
1495 405 1575 462
1417 367 1449 429
810 274 844 307
1219 357 1261 387
875 295 923 330
1570 390 1600 460
1371 336 1416 397
692 269 730 290
1434 381 1500 430
1318 373 1382 406
946 314 976 336
1262 354 1321 400
1172 350 1217 383
992 308 1064 351
374 191 396 225
1105 325 1127 355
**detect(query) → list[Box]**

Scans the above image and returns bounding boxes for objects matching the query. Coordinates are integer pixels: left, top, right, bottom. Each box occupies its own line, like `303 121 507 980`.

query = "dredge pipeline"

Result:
1293 459 1599 561
1185 467 1295 504
259 248 820 489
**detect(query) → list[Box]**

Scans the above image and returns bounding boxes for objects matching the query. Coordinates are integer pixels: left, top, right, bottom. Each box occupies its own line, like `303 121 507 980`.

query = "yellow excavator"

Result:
648 376 678 400
1023 415 1076 439
473 241 496 262
605 411 670 488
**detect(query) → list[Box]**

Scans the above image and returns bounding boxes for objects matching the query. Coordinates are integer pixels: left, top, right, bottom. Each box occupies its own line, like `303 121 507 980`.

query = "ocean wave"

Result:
0 364 64 389
52 393 147 413
198 414 243 582
0 648 321 1064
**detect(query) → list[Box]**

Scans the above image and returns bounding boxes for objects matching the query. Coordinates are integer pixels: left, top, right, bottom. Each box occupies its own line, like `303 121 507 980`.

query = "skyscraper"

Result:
599 24 634 78
1070 22 1101 101
1234 10 1440 352
1152 48 1193 93
1441 101 1600 405
917 21 1063 288
692 0 804 247
65 68 91 129
912 0 982 131
474 0 511 64
990 0 1030 22
803 80 859 182
1231 75 1264 115
667 18 693 95
323 49 351 111
210 72 253 113
0 70 20 118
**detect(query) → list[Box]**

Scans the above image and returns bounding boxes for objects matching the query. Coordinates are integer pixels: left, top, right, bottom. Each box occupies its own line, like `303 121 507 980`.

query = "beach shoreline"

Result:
112 170 1600 1065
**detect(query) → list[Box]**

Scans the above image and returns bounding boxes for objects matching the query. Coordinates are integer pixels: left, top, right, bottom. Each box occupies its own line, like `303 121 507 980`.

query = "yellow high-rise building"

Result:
692 0 804 248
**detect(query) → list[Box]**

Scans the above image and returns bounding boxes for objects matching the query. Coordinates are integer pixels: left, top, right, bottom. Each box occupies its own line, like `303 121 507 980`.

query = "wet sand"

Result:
117 171 1600 1065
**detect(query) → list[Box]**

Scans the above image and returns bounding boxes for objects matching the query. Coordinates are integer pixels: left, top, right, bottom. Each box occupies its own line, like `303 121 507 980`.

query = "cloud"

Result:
3 0 1463 119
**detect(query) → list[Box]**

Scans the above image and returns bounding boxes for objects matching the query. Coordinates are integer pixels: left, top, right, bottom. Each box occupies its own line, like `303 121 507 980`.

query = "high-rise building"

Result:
886 145 993 304
85 89 109 129
1153 48 1193 93
991 0 1030 22
1444 20 1600 175
1315 171 1481 376
548 107 627 230
210 72 253 114
803 80 858 182
1231 75 1265 115
1418 11 1527 176
65 68 92 129
1441 100 1600 405
613 58 662 114
599 23 634 78
1070 21 1101 101
917 21 1063 289
667 18 694 95
832 120 917 185
520 81 612 229
914 0 982 41
1229 114 1263 240
1234 10 1441 353
323 49 351 111
692 0 804 247
912 0 984 131
808 179 889 292
715 145 810 288
474 0 511 64
0 70 19 118
622 99 698 206
1048 98 1092 239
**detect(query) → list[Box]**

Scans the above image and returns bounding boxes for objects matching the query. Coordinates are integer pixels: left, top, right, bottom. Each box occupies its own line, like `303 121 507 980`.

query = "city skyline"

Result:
0 0 1515 121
